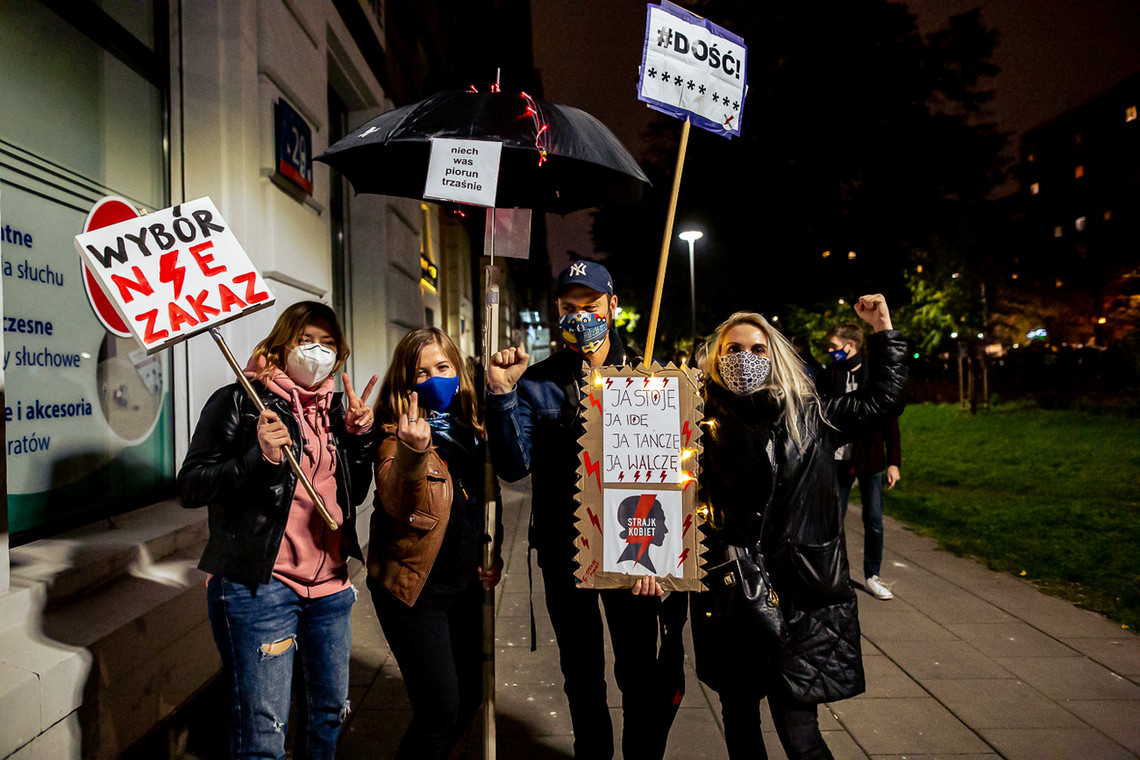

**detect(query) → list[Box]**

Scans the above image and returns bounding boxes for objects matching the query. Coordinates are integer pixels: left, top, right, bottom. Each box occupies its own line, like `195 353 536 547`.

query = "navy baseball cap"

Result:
556 261 614 297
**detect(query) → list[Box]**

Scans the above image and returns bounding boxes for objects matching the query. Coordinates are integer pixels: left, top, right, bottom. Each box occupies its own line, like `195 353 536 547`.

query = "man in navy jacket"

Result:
485 261 686 760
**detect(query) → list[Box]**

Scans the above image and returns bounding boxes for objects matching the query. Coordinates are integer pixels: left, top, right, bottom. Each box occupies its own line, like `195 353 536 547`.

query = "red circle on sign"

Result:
81 197 140 338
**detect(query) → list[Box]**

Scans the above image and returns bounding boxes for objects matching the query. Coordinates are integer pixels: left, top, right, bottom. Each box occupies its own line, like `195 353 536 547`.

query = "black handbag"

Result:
703 543 788 643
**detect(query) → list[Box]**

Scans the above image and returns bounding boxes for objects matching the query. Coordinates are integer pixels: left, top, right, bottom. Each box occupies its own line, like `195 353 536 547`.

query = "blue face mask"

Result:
827 348 848 363
560 311 609 354
415 375 459 412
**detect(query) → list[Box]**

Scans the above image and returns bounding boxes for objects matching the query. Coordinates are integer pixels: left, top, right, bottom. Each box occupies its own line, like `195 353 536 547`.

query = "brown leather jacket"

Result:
367 425 453 605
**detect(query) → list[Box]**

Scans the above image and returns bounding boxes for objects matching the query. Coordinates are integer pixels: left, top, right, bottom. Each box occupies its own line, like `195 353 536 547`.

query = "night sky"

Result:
531 0 1140 271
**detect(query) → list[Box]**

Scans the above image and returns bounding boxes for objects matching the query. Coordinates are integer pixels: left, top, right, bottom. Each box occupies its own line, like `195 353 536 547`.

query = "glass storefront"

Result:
1 0 173 539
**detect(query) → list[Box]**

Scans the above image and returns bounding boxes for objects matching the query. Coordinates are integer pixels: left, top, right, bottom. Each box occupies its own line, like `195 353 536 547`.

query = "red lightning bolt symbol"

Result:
627 493 657 563
626 378 635 387
581 537 590 550
587 507 603 535
643 376 652 388
683 476 694 492
588 391 602 414
159 249 186 300
618 471 625 482
682 421 693 447
583 451 602 492
677 547 690 568
660 470 667 482
605 378 613 389
633 470 641 482
682 514 693 538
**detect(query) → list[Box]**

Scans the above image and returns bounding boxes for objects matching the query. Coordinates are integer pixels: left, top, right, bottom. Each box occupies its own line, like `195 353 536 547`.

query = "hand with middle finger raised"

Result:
343 372 379 434
397 391 432 452
257 410 292 464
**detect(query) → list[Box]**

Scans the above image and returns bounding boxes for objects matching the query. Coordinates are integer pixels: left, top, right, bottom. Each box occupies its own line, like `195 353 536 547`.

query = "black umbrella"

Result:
316 90 648 214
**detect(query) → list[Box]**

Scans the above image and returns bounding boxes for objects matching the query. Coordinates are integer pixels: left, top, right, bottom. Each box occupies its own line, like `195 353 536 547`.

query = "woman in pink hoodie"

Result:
179 301 378 760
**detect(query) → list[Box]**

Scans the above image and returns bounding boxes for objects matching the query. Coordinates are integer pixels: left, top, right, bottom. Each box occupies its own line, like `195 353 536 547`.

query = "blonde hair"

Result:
704 311 822 450
251 301 349 381
377 327 485 438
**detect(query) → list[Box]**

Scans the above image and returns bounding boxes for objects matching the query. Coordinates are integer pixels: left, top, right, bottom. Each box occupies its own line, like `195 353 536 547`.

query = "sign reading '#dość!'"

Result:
73 197 275 354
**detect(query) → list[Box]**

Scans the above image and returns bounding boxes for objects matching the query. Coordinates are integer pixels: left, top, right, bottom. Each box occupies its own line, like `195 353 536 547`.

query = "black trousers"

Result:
541 564 688 760
690 592 834 760
368 578 483 760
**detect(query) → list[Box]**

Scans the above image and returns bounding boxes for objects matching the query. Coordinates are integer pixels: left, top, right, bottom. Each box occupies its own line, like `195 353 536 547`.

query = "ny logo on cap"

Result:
569 262 588 277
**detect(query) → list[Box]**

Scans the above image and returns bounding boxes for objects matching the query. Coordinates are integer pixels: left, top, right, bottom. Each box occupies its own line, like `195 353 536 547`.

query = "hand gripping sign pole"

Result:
74 197 338 531
636 1 748 365
207 327 337 529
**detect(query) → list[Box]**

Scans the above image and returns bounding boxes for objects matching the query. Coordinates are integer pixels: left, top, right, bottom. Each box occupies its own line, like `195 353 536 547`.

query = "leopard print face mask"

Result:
716 351 772 395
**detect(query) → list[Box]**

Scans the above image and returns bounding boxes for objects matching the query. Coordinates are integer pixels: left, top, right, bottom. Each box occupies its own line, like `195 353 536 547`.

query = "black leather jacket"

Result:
178 381 377 587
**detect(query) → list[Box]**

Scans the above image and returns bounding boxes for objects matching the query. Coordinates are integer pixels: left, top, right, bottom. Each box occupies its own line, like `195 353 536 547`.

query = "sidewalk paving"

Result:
337 477 1140 759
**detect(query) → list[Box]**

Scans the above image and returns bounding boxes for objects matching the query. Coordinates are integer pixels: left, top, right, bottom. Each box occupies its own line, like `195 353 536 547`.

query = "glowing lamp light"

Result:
951 332 959 339
678 230 704 243
593 370 603 387
951 272 960 279
1097 317 1107 324
679 472 696 486
976 333 984 339
838 298 845 305
847 251 856 260
681 449 695 461
912 352 920 359
1027 328 1048 340
822 250 831 259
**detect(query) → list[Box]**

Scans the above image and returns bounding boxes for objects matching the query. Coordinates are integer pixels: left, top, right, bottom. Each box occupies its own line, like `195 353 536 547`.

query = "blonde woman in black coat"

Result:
693 294 906 760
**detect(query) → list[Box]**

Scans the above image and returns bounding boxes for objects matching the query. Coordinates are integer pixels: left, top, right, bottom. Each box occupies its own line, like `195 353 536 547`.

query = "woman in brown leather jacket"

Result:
367 327 502 760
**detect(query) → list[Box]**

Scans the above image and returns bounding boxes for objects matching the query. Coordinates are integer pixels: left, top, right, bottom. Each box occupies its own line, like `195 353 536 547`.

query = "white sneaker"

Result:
865 575 894 600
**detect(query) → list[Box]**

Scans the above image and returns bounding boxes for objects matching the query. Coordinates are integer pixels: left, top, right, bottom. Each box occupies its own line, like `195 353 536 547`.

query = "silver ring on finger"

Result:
408 417 417 423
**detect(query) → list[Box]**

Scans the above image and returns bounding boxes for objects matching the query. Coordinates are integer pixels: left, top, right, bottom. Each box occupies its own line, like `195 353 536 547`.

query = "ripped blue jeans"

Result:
207 577 354 760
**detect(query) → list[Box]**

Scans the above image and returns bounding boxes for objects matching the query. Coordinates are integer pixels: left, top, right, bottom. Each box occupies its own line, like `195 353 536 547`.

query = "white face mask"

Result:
285 343 337 388
717 352 772 395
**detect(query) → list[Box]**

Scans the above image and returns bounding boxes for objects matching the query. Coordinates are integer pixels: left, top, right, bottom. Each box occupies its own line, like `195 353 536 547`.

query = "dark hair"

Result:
377 327 484 437
826 322 865 351
251 301 348 380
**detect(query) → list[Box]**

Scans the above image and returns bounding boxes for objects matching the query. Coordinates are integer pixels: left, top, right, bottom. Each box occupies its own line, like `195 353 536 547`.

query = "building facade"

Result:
0 1 536 756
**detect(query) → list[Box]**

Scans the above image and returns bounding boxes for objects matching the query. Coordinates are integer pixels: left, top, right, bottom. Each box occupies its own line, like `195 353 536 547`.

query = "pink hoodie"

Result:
245 355 349 599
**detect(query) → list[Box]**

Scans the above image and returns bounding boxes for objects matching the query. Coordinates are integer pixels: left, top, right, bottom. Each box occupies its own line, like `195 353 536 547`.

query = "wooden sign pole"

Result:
643 116 692 367
208 328 338 531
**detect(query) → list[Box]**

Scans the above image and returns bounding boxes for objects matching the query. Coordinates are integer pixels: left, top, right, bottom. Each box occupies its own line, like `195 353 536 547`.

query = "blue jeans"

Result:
839 470 884 579
207 577 354 760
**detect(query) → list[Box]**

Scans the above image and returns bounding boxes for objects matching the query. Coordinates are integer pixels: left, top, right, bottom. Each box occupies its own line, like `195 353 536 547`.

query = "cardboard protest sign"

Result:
574 362 706 591
638 1 748 138
424 138 503 207
74 197 274 354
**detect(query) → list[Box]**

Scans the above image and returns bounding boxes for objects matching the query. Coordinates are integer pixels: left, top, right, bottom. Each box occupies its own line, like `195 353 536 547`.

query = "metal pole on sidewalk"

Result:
481 255 500 760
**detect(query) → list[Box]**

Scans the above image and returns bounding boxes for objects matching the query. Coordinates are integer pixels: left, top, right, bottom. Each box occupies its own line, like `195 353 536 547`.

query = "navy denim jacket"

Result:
485 331 634 572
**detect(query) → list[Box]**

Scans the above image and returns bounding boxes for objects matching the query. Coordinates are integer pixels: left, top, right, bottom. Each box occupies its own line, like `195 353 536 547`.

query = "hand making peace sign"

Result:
397 391 432 452
342 372 378 435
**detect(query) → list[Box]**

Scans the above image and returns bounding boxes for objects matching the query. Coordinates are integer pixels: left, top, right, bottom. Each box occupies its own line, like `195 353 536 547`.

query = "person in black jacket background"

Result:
692 294 906 760
822 322 902 601
179 301 377 760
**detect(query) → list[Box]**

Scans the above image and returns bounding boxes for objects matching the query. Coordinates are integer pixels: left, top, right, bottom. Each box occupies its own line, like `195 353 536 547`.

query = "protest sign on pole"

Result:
74 197 338 531
574 363 705 592
74 197 276 354
636 1 747 365
424 137 504 207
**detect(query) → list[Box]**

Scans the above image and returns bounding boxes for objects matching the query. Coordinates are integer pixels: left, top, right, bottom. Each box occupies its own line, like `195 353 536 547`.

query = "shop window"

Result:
0 1 171 540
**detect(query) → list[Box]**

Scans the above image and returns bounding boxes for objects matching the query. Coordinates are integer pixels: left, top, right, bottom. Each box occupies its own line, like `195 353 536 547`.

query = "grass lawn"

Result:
883 402 1140 630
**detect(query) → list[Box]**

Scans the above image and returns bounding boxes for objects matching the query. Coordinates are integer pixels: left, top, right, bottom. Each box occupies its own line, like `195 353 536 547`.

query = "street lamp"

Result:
679 229 704 354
